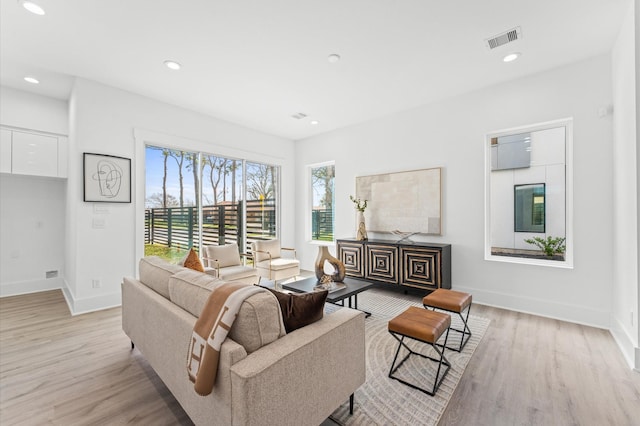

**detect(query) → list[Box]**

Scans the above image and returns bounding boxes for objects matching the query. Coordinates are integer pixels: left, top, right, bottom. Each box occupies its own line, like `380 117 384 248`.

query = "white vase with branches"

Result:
350 195 368 240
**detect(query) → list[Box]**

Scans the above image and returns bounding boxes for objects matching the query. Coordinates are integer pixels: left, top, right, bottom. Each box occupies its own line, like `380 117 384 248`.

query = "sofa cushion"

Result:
138 256 185 298
183 248 205 272
263 287 328 333
168 271 284 353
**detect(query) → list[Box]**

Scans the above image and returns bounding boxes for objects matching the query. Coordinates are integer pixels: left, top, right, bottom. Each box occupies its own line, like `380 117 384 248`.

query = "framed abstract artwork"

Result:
356 167 442 235
83 153 131 203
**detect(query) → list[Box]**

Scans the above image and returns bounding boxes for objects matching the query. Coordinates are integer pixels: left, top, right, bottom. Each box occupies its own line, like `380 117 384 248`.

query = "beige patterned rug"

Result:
329 289 490 426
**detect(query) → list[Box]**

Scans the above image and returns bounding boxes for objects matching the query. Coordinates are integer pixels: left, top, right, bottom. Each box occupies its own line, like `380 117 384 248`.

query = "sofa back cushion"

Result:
139 256 185 298
168 270 285 353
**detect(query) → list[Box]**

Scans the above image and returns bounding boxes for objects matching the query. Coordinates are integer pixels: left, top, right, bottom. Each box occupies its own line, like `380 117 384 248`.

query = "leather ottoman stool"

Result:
422 289 472 352
388 306 451 396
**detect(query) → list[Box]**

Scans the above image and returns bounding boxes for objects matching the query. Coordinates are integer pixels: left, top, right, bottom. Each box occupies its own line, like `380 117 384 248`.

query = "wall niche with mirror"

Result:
485 119 573 267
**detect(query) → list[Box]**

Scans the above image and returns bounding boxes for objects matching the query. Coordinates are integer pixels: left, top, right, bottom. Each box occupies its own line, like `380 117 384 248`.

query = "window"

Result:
144 147 200 262
246 161 279 241
514 184 545 233
310 163 335 242
485 119 573 267
144 145 280 260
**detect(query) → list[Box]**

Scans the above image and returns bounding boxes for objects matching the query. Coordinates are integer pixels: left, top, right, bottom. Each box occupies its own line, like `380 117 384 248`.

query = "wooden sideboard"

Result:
336 239 451 291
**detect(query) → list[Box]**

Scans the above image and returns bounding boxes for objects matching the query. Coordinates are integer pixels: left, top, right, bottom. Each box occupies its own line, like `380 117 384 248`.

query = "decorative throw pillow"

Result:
261 287 328 333
182 248 205 273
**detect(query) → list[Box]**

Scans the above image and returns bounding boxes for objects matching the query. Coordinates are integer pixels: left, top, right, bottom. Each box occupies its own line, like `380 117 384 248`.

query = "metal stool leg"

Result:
388 329 451 396
424 304 472 352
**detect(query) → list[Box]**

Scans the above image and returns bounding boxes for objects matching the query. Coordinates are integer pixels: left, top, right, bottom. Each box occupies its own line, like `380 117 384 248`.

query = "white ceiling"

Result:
0 0 631 140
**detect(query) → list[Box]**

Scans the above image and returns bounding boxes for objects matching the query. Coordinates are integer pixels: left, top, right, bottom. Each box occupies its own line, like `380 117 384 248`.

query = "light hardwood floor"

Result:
1 289 639 426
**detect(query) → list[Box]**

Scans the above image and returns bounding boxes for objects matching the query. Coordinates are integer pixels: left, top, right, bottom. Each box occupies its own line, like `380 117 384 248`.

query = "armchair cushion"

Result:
255 258 300 271
204 243 241 268
253 239 282 262
214 265 258 282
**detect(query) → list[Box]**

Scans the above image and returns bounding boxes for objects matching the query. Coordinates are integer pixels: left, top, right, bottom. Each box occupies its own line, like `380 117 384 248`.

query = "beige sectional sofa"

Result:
122 256 366 426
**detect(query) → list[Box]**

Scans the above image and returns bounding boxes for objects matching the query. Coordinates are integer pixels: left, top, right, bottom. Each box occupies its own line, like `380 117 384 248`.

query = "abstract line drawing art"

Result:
83 153 131 203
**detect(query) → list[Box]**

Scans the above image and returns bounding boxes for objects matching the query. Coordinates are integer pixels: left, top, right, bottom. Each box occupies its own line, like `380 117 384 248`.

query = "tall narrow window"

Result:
201 154 244 249
246 161 279 247
310 163 335 242
514 184 545 233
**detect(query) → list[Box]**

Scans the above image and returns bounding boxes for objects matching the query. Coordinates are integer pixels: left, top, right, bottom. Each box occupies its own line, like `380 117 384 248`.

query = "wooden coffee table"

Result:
283 276 374 317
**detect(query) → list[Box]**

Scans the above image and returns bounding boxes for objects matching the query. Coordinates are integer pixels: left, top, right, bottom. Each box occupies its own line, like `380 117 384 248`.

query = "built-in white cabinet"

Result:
0 127 67 178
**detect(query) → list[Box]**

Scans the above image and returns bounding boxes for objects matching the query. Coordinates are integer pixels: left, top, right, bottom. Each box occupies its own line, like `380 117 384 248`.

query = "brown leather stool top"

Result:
422 289 472 313
387 306 452 396
422 289 472 352
388 306 451 343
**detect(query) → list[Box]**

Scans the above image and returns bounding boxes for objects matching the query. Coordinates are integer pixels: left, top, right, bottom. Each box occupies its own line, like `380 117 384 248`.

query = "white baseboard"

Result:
610 317 638 370
454 285 610 329
61 286 121 316
0 277 64 297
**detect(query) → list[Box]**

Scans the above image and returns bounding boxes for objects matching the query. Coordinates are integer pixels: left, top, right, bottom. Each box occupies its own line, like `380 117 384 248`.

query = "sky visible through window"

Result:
145 147 197 208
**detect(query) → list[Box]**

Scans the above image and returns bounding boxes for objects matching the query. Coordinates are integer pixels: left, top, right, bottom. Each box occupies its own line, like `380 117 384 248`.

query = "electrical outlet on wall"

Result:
92 279 102 289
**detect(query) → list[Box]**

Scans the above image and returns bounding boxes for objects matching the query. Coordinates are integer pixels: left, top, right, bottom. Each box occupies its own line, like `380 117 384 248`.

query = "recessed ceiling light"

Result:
503 52 521 63
19 1 45 15
310 120 319 125
164 60 181 70
327 54 341 64
24 76 39 84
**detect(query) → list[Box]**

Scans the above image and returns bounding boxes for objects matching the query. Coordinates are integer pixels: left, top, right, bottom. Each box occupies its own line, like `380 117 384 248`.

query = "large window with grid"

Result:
144 145 279 261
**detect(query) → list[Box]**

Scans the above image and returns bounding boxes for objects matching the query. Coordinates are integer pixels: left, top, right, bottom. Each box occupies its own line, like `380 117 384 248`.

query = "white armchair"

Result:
251 239 300 288
202 243 258 285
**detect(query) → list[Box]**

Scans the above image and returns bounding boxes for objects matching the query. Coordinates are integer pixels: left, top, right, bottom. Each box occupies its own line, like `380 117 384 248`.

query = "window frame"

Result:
484 118 573 268
134 128 283 270
308 161 335 244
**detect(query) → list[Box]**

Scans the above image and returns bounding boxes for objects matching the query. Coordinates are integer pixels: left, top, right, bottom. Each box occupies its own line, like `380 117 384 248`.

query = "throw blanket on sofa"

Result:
187 282 265 396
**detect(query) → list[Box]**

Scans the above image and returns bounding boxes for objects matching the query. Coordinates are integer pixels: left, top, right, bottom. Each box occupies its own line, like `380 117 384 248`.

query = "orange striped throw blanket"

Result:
187 282 266 396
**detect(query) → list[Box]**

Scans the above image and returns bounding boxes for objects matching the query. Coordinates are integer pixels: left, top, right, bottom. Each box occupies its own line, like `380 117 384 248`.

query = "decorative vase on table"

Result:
314 246 346 286
356 211 368 241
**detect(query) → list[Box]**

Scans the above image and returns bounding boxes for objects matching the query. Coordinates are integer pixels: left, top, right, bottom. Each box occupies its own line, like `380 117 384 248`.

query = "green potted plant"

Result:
524 236 566 259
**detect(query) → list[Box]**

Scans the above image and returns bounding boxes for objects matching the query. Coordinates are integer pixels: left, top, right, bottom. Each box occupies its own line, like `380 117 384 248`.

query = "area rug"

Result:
329 289 490 426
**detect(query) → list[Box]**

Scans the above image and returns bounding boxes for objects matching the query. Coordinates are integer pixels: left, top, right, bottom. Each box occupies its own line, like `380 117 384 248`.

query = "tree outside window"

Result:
311 163 335 241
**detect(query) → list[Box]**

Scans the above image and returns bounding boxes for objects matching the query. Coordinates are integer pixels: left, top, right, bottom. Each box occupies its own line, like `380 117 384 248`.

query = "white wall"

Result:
295 55 614 328
0 86 68 135
0 174 66 295
65 78 295 314
0 88 68 296
612 1 639 370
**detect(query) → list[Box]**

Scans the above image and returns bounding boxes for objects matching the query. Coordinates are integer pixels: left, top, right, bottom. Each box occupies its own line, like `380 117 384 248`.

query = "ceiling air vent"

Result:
485 27 522 50
291 112 307 120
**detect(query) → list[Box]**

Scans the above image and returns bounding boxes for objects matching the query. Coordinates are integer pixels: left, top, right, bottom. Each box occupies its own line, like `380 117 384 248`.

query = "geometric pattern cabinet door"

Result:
336 239 451 291
365 244 398 284
401 247 441 290
337 240 365 278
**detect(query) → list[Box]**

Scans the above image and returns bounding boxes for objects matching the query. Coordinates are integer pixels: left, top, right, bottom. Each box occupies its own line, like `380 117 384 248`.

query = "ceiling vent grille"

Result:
291 112 307 120
485 27 522 50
